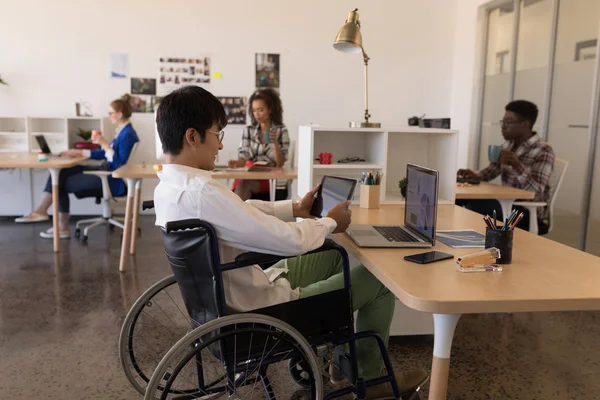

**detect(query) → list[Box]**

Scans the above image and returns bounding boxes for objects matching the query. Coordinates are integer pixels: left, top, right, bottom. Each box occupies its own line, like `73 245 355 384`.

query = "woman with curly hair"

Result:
228 88 290 200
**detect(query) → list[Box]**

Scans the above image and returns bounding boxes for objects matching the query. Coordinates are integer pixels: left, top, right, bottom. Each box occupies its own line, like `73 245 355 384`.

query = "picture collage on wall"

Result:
158 56 211 93
217 97 247 125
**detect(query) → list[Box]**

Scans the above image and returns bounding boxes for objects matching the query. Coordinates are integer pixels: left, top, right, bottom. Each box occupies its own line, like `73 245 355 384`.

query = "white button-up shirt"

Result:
154 164 337 311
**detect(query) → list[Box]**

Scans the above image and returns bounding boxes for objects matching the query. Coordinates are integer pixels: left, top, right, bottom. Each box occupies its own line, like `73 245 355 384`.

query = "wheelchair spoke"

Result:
146 315 323 400
163 288 189 321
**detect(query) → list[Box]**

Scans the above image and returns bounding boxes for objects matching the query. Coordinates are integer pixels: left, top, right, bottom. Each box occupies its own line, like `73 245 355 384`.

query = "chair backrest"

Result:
276 139 295 191
161 219 226 326
128 141 140 163
547 157 568 234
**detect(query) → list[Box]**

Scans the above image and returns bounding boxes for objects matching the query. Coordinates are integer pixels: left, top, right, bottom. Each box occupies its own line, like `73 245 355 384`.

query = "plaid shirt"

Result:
238 124 290 164
479 134 555 222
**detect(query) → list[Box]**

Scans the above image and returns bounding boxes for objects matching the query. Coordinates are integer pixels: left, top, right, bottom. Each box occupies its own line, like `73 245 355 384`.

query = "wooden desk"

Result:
0 153 87 252
111 164 297 271
455 181 534 220
334 205 600 399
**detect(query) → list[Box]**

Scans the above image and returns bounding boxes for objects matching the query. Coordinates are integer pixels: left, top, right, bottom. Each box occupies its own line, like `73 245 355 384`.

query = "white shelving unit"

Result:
298 125 459 336
0 117 28 153
0 116 116 216
298 125 458 204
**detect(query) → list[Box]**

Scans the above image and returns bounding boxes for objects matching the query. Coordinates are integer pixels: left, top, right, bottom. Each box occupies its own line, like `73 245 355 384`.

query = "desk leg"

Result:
130 180 142 254
429 313 461 400
119 178 137 272
49 168 60 253
497 199 514 221
269 179 276 204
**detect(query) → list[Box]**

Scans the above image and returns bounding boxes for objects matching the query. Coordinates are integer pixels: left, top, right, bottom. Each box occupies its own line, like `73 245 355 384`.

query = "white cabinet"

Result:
0 168 33 215
298 126 459 205
0 117 28 153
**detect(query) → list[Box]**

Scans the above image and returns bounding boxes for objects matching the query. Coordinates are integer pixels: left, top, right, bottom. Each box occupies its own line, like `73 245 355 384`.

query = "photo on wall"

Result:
255 53 280 88
158 56 211 94
217 97 247 125
129 94 154 113
110 53 128 79
131 78 157 95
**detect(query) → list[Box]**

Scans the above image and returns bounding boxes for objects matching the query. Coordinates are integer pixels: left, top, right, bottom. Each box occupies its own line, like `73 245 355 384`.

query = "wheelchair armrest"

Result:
142 200 155 210
232 239 340 268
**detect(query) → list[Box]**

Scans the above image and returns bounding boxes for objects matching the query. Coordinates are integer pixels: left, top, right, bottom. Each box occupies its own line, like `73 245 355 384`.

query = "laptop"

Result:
34 135 61 156
346 164 439 248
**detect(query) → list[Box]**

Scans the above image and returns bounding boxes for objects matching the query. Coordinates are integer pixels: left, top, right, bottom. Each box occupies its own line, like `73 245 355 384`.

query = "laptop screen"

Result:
404 164 438 242
34 135 52 154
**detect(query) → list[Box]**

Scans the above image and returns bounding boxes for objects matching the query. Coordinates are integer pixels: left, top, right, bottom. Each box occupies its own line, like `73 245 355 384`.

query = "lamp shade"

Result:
333 9 363 54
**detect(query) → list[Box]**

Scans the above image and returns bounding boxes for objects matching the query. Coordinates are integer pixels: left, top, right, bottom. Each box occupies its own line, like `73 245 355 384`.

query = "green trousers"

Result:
272 250 395 380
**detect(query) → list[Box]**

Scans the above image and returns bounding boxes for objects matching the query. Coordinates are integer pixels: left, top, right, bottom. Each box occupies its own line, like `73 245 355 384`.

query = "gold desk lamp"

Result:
333 8 381 128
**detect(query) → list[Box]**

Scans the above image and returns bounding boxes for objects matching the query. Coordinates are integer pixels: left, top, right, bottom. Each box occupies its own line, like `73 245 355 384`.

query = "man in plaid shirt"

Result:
457 100 555 234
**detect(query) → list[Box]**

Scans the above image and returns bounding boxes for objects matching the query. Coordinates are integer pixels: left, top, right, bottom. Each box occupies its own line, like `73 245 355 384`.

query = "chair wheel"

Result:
74 228 80 238
81 235 88 244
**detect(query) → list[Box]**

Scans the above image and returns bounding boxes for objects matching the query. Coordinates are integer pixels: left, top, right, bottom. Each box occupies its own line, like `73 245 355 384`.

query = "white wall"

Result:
0 0 460 207
449 0 491 168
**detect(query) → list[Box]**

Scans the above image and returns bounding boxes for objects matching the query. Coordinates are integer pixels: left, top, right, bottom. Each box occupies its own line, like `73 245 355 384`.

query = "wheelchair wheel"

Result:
119 275 191 395
144 314 324 400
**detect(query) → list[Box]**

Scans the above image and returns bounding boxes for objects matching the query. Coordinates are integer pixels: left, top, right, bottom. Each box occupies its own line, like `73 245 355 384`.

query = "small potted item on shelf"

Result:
399 177 408 198
38 152 48 162
319 152 333 164
73 128 100 150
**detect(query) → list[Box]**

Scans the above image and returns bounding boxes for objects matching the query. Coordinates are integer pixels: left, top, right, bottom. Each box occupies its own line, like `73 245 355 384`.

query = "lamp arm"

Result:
362 49 370 123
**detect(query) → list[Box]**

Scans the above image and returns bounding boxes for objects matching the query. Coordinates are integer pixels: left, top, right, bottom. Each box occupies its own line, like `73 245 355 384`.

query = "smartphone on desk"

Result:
404 251 453 264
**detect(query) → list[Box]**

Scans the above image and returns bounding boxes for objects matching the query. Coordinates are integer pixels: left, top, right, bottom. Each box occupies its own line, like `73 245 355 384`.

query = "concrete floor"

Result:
1 216 600 399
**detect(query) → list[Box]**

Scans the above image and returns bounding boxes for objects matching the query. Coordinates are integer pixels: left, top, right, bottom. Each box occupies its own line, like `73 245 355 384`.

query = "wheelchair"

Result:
119 201 422 399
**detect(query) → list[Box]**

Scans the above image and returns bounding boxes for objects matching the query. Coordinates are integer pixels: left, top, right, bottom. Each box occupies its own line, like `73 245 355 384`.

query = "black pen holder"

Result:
485 228 513 264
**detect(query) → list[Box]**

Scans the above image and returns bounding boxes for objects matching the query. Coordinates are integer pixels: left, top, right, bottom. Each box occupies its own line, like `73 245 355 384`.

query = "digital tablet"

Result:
309 175 357 218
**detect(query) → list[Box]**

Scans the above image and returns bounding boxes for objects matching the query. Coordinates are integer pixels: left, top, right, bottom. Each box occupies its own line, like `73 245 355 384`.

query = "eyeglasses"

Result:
499 119 524 126
207 129 225 144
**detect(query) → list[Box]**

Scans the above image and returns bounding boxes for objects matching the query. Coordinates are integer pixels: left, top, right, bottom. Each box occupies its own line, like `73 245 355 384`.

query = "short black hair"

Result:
156 86 227 155
505 100 538 128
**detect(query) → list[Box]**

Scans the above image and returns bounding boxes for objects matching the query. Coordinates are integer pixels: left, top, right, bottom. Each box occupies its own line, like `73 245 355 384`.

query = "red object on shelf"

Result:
74 142 100 150
319 152 333 164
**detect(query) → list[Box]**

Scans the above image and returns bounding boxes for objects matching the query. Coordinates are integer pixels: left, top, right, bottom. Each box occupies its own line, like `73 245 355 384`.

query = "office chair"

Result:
513 158 568 235
74 142 140 243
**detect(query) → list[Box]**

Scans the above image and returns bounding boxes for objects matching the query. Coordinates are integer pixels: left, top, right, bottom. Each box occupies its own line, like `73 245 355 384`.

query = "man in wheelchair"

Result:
153 86 428 399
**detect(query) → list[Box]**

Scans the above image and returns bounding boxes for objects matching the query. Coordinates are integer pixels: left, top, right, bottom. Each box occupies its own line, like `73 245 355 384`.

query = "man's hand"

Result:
326 201 352 233
292 185 319 219
457 169 480 179
500 150 520 168
60 149 83 157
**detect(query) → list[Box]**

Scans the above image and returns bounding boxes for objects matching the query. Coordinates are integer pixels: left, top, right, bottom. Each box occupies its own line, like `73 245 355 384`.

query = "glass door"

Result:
478 3 515 170
544 0 600 249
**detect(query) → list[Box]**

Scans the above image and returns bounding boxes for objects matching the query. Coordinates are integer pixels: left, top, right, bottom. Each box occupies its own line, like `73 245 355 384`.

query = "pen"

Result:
483 216 495 230
493 210 497 229
509 212 524 230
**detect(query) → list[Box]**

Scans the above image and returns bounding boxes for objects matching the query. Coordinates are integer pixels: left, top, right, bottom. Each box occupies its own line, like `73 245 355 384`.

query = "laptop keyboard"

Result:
373 226 420 243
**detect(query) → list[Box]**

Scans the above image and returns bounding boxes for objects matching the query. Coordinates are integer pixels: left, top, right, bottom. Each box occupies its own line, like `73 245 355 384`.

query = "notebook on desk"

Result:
346 164 439 248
